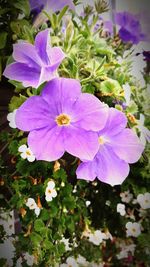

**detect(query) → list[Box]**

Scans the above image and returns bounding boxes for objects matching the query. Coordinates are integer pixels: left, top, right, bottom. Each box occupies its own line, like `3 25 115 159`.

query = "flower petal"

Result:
3 62 40 88
41 78 81 115
64 126 99 161
72 94 109 131
96 146 130 186
110 129 144 163
98 108 127 136
34 29 51 65
28 126 65 161
16 96 56 131
76 161 97 181
18 144 27 152
13 42 42 67
48 47 65 71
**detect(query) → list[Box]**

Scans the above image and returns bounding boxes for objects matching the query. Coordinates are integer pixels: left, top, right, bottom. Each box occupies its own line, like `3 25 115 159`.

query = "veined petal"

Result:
34 29 51 65
13 42 42 67
110 129 144 163
98 108 127 136
96 146 130 186
28 126 65 161
64 126 99 161
72 94 109 131
3 62 40 88
37 66 58 87
41 78 81 115
76 161 97 181
48 47 65 71
16 96 56 131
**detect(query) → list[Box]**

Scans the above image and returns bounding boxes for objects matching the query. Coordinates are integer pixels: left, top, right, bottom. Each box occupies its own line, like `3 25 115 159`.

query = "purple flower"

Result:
115 12 146 44
3 29 65 88
15 78 108 161
29 0 75 15
76 108 144 186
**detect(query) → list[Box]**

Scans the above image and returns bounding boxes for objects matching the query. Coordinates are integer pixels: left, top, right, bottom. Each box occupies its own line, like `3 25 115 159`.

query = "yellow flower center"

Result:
132 228 136 232
55 113 71 126
98 136 106 145
26 150 31 156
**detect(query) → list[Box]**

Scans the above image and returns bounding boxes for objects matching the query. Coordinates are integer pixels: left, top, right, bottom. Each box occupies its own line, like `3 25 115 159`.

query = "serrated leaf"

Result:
34 219 45 232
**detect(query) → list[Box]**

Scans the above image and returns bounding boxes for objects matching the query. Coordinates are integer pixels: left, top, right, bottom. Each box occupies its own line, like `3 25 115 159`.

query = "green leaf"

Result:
9 95 27 111
30 232 43 246
43 239 53 250
58 6 68 24
100 78 122 95
34 219 45 232
0 32 8 49
13 0 30 17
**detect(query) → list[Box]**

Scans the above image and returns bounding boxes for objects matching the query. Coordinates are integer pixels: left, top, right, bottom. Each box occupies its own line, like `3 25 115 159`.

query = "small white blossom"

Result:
18 144 35 162
137 192 150 209
122 83 131 106
26 198 37 210
117 243 136 259
60 257 79 267
136 114 150 145
45 180 57 202
7 109 17 128
117 203 126 216
26 198 40 217
120 190 133 203
76 255 88 265
126 222 141 237
61 237 71 251
24 253 34 266
34 207 41 217
89 230 106 246
86 200 91 207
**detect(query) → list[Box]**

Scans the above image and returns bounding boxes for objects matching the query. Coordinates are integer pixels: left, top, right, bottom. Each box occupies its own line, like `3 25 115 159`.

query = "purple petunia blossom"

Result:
3 29 65 88
115 12 146 44
76 108 144 186
29 0 75 15
15 78 108 161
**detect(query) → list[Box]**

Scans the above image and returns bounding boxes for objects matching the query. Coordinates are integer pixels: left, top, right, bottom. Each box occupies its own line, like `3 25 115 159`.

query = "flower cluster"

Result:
4 29 145 186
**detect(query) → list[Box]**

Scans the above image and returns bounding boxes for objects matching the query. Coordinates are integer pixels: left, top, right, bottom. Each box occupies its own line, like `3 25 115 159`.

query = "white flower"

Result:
45 180 57 202
34 207 41 217
126 222 141 237
76 255 88 265
24 253 34 266
120 190 133 203
18 144 35 162
117 249 128 259
117 203 126 216
26 198 40 217
85 200 91 207
136 114 150 145
26 198 37 210
122 83 131 106
117 243 136 259
89 230 106 246
61 237 71 251
137 192 150 209
60 257 79 267
7 109 17 128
